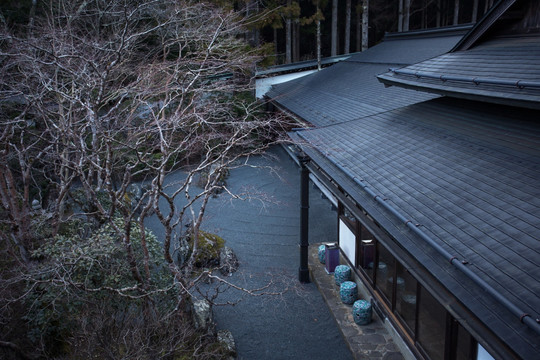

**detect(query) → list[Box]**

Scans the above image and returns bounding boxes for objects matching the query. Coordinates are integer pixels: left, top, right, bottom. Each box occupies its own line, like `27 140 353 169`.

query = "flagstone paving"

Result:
308 245 405 360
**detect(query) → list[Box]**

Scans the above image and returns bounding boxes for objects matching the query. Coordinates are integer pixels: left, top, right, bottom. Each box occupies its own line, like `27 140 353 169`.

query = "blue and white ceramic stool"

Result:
318 245 326 264
353 300 372 325
340 281 358 305
334 265 351 286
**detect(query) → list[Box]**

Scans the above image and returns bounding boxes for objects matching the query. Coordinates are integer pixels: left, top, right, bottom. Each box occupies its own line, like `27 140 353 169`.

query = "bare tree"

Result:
0 0 290 356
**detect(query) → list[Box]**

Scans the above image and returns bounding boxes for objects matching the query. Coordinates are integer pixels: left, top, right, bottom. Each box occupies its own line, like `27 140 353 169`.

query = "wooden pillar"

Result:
299 155 310 283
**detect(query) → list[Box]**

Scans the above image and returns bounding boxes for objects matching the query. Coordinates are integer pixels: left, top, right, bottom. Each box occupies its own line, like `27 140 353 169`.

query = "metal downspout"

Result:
295 131 540 335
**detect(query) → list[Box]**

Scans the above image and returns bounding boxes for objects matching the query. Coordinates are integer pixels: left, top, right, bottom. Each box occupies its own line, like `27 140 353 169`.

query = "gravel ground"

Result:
148 145 353 360
203 146 352 360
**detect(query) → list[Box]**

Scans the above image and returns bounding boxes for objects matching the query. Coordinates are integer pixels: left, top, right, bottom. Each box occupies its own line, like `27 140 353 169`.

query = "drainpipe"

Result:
299 154 310 283
388 68 540 89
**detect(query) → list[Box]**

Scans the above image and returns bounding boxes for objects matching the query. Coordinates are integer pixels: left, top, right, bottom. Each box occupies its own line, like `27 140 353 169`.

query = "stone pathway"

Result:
308 244 405 360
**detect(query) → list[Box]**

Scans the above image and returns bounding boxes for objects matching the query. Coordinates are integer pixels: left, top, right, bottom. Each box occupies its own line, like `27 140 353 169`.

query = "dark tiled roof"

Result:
297 97 540 359
255 54 352 77
268 63 438 127
267 28 469 127
378 35 540 109
347 27 471 65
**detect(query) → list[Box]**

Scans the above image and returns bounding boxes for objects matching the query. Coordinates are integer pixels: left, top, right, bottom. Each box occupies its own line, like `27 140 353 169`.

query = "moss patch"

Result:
190 230 225 268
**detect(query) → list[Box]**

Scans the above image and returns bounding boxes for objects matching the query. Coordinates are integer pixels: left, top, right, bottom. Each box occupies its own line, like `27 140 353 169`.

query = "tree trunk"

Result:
293 20 300 62
485 0 493 14
398 0 403 32
28 0 37 30
273 27 278 64
403 0 410 32
356 4 361 51
253 1 260 46
344 0 351 54
317 18 322 70
436 0 441 27
361 0 368 51
331 0 338 56
286 0 292 63
472 0 479 22
314 2 322 69
453 0 459 26
421 0 426 29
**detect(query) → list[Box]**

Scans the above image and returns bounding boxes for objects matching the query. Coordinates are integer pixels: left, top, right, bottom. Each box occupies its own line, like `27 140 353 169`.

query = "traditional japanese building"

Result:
268 1 540 359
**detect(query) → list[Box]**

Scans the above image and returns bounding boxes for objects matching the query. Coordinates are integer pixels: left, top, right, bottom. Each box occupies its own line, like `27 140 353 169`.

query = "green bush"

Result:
25 217 176 356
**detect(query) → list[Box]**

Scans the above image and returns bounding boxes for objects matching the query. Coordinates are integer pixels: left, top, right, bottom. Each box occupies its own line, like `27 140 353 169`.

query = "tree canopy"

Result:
0 0 289 358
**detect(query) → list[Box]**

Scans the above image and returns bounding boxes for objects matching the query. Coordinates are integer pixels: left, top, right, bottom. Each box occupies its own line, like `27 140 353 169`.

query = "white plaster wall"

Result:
339 219 356 266
255 70 318 99
477 345 496 360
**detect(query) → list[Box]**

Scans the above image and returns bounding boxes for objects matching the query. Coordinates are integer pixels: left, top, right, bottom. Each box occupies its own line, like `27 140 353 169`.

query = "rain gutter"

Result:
295 130 540 336
388 68 540 89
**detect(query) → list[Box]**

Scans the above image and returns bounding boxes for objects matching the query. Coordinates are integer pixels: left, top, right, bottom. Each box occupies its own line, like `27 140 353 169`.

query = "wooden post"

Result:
299 155 310 283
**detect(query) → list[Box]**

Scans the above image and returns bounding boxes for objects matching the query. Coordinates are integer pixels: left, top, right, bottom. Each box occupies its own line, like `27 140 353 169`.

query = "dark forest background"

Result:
0 0 497 65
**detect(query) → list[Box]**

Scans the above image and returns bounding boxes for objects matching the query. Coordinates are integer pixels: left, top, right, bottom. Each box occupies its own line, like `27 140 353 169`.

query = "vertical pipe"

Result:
299 156 310 283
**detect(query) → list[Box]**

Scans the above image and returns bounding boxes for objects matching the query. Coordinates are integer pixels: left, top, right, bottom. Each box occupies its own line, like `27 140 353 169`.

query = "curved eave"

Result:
377 74 540 110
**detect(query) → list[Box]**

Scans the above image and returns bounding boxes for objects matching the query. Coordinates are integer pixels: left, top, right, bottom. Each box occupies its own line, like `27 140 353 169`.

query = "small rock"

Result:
217 329 237 357
177 237 191 266
31 199 41 211
192 299 213 331
219 246 239 275
129 184 142 201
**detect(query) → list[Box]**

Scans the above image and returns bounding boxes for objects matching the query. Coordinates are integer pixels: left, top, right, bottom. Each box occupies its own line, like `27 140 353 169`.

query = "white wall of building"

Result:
339 219 356 266
255 70 317 99
477 345 496 360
